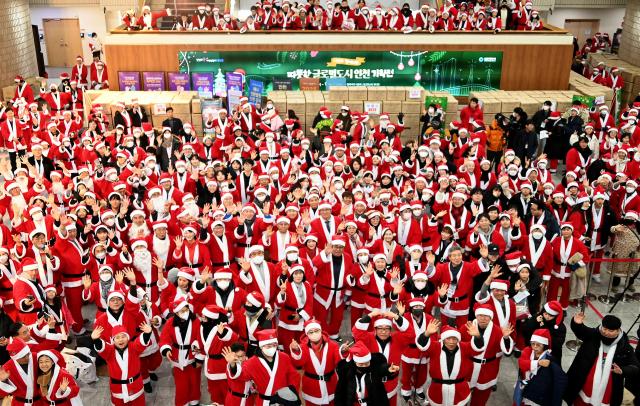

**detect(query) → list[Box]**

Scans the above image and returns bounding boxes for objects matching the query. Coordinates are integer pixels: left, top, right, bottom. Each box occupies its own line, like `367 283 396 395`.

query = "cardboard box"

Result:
306 100 325 115
170 95 191 114
402 101 422 115
501 100 521 112
386 87 406 101
285 91 304 99
481 99 501 113
192 98 201 114
556 97 573 111
304 91 324 100
286 99 306 116
346 101 364 112
520 99 540 115
191 113 203 127
328 86 349 101
325 101 344 112
382 101 402 114
348 87 368 101
2 86 15 102
367 87 387 101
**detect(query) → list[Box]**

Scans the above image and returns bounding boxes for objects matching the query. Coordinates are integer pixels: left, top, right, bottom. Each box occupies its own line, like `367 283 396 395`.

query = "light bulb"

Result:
408 58 415 67
398 62 405 71
414 72 421 81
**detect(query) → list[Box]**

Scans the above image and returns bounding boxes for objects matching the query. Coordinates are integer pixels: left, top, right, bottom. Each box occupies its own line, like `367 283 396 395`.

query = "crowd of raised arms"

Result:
0 45 639 406
120 0 552 32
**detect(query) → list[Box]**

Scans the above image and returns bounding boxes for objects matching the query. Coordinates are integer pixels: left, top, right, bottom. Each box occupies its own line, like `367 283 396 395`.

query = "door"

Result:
43 18 82 68
564 19 600 48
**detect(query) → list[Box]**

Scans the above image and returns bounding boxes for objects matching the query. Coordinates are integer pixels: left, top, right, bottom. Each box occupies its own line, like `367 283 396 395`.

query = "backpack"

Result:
61 346 97 384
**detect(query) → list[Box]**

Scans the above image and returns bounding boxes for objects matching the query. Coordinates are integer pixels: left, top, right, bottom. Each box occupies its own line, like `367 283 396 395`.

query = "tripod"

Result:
608 265 640 313
626 312 640 342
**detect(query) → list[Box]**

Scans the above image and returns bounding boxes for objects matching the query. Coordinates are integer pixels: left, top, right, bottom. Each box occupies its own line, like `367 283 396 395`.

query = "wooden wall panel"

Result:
104 42 573 91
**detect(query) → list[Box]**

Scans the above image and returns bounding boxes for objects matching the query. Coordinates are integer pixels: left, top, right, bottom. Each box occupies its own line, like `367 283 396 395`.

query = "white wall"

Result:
544 7 624 39
30 6 108 66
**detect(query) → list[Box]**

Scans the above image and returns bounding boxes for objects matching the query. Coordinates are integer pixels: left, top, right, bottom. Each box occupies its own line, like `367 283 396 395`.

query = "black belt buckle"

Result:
128 377 135 384
318 374 326 381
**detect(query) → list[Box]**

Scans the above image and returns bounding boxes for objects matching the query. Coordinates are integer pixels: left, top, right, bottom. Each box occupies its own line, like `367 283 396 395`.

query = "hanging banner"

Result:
118 71 140 91
191 72 214 98
249 79 264 106
168 73 192 91
142 72 165 91
178 50 503 96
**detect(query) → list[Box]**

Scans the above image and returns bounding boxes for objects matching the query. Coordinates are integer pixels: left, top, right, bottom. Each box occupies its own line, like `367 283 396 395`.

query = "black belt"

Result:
304 370 334 381
409 344 418 349
45 399 67 405
432 378 464 384
228 388 250 398
207 354 223 359
472 355 497 364
318 284 341 291
284 305 300 312
140 282 156 288
448 294 467 303
0 287 12 292
259 393 272 400
357 397 369 404
62 273 84 279
188 263 203 268
111 373 140 384
367 292 389 299
173 344 190 350
15 396 41 403
212 261 231 267
237 243 251 248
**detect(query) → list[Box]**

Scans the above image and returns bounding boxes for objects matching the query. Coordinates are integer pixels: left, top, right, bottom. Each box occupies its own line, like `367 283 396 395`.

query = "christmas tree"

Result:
214 68 226 97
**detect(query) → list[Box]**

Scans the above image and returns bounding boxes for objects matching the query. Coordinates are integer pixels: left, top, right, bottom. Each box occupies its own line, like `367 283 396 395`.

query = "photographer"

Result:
486 113 507 171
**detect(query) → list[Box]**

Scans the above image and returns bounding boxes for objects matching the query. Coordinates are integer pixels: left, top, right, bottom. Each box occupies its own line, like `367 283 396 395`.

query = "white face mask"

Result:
185 129 191 135
410 252 422 261
358 255 369 265
302 144 309 150
177 311 190 320
286 253 298 262
108 173 118 182
125 141 134 148
99 272 112 282
177 167 186 174
266 135 274 142
532 231 544 239
104 218 115 227
413 209 423 217
538 163 547 170
627 186 636 194
542 105 550 111
217 280 230 290
307 331 322 342
414 280 427 290
163 132 172 139
256 194 266 202
0 255 8 264
251 255 264 265
401 212 411 221
32 212 44 222
271 174 279 180
262 346 277 357
95 251 107 260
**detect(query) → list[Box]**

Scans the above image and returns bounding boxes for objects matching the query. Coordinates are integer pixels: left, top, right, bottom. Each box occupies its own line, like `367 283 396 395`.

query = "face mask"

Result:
271 174 279 181
414 280 427 290
508 170 518 176
177 311 190 320
63 141 70 147
266 135 274 142
600 112 607 118
185 129 192 135
256 195 266 202
381 201 389 206
217 280 230 290
244 304 260 314
224 16 231 22
0 255 8 264
401 212 411 221
410 252 422 261
107 173 118 182
358 256 368 265
163 132 172 139
627 186 636 194
411 308 424 317
286 253 298 262
104 218 115 227
600 333 617 346
308 331 322 342
542 105 550 111
99 272 112 282
177 167 186 174
262 346 277 357
302 144 309 150
95 251 107 260
418 151 428 158
32 212 43 222
251 255 264 265
532 231 544 239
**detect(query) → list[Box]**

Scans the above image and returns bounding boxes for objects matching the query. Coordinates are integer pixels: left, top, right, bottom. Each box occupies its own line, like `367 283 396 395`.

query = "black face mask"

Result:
402 8 411 16
244 304 260 314
356 366 369 374
600 333 617 346
411 308 424 318
375 269 386 278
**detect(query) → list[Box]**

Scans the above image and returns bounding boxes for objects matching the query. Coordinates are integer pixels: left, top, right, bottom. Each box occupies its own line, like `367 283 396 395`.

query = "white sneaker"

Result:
592 274 601 283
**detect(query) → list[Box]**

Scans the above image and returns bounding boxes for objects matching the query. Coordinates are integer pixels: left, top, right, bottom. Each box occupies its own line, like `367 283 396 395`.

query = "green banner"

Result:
178 50 503 96
572 94 596 108
425 96 448 111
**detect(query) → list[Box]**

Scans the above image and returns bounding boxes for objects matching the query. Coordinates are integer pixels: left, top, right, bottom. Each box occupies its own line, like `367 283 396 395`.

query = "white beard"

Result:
51 182 64 195
310 174 323 188
16 177 29 193
185 203 199 218
133 251 152 279
153 236 170 263
11 195 27 212
152 197 165 213
129 223 151 240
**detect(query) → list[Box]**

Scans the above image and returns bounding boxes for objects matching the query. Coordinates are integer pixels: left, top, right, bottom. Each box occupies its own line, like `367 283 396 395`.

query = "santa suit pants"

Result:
111 395 146 406
63 285 84 332
207 377 228 405
314 301 344 339
276 326 303 353
440 313 469 330
172 363 202 405
140 351 162 383
350 304 365 326
400 361 428 398
471 387 493 406
591 249 604 276
547 276 571 308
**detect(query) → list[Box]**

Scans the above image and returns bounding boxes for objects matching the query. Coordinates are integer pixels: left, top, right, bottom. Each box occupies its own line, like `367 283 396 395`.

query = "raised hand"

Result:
466 321 481 338
200 267 212 284
573 312 585 325
82 275 92 289
479 244 488 258
174 236 184 249
438 283 449 297
152 257 165 270
290 339 301 353
124 267 136 283
91 326 104 340
365 263 374 276
139 322 152 334
221 347 237 364
0 368 10 382
426 251 436 265
396 301 405 316
501 323 514 338
115 271 125 284
426 319 441 336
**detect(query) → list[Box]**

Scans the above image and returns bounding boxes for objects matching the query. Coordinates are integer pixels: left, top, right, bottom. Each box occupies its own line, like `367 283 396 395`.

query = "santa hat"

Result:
21 257 39 273
374 318 393 328
530 329 551 347
372 253 387 262
408 297 425 308
247 245 264 256
505 251 521 268
112 325 130 340
177 267 195 281
172 297 192 313
213 269 233 281
304 319 322 334
256 329 278 347
412 271 428 281
560 222 574 231
202 305 226 320
107 290 125 302
475 304 494 319
7 338 31 360
439 326 461 342
490 279 509 291
246 291 265 307
350 341 371 363
543 300 564 329
284 244 299 254
289 265 305 275
331 235 346 246
152 221 168 230
276 216 290 225
130 239 147 250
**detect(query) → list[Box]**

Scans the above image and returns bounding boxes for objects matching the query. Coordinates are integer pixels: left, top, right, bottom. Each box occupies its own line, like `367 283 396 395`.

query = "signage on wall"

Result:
178 50 503 96
143 72 166 91
118 71 140 91
191 73 214 98
168 73 192 91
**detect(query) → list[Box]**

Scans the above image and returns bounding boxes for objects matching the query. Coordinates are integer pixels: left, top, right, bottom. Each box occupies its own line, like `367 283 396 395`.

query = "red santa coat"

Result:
308 215 341 249
82 279 127 314
290 334 343 405
461 319 513 390
523 237 554 281
90 65 109 88
54 234 88 290
436 260 484 318
37 364 81 406
13 276 45 325
394 313 433 365
0 353 38 406
311 251 356 310
136 9 170 30
71 64 88 86
97 333 150 404
276 280 314 331
195 324 239 381
159 316 201 369
475 293 517 334
93 290 143 340
393 217 422 247
459 105 484 131
356 270 397 312
40 91 71 112
436 17 456 31
565 148 591 175
417 335 481 406
228 351 300 406
14 82 35 104
172 241 212 277
465 229 507 257
191 14 214 30
551 236 590 280
0 117 24 152
209 231 236 272
239 262 279 305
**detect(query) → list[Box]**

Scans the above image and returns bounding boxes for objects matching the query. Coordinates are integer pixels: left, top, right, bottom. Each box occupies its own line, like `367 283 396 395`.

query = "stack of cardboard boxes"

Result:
1 77 45 102
587 52 640 106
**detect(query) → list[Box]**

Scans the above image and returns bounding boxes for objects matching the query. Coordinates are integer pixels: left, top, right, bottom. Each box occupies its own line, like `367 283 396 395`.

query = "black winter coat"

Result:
520 315 567 365
564 319 640 406
334 353 397 406
521 354 567 406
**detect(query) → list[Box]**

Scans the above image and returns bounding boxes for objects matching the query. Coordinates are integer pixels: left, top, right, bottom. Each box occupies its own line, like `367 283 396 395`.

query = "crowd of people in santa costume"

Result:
122 0 547 32
2 53 640 405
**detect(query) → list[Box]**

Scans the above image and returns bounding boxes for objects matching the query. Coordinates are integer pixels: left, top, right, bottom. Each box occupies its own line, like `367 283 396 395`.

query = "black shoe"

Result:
513 349 522 358
144 382 153 393
149 373 158 382
492 384 497 392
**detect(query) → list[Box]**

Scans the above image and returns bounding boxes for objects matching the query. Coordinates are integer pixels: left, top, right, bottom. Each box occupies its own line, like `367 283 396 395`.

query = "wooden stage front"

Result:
103 28 574 92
